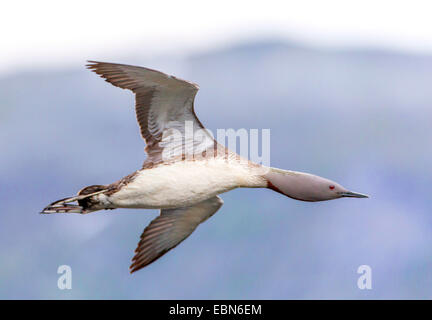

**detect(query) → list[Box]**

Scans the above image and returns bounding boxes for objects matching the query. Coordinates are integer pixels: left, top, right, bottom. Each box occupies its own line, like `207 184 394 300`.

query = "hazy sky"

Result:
2 0 432 74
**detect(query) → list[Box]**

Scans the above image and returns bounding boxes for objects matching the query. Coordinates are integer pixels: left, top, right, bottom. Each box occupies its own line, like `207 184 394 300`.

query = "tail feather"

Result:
40 188 108 214
41 204 85 214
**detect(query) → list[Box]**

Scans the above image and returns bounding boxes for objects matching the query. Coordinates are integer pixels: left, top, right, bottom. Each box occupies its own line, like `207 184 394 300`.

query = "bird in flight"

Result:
41 61 368 273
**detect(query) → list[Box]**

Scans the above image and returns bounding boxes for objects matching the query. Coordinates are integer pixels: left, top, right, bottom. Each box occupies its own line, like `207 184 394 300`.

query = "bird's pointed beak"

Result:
339 191 369 198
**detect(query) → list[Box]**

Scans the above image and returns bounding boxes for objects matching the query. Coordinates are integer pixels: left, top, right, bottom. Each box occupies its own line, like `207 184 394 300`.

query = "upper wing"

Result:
130 196 223 273
87 61 217 167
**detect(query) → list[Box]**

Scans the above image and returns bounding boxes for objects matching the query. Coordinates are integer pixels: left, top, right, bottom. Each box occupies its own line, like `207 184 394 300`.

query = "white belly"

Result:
107 159 266 209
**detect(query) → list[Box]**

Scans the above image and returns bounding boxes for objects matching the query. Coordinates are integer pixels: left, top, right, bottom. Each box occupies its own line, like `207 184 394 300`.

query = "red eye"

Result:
329 185 335 190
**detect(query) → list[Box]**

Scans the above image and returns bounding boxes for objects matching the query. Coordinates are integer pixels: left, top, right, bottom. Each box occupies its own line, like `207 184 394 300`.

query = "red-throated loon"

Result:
41 61 368 273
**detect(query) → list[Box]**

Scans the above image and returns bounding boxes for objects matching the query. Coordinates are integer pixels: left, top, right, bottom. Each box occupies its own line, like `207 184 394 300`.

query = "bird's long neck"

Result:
263 167 320 202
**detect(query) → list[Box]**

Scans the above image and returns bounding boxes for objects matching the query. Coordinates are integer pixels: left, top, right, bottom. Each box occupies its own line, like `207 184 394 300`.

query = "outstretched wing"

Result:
87 61 217 167
130 196 224 273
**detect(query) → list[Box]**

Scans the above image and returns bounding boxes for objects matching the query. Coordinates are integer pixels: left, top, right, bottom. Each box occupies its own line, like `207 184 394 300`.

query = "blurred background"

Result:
1 0 432 299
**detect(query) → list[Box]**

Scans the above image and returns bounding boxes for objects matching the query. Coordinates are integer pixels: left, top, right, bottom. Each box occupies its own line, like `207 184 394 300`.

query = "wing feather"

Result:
130 196 223 272
87 61 216 167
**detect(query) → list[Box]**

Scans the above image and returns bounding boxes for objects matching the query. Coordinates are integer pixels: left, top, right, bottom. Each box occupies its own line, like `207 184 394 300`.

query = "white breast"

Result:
108 159 267 209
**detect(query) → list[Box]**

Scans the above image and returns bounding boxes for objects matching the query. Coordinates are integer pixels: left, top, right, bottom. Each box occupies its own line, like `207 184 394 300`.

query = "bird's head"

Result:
264 168 368 202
